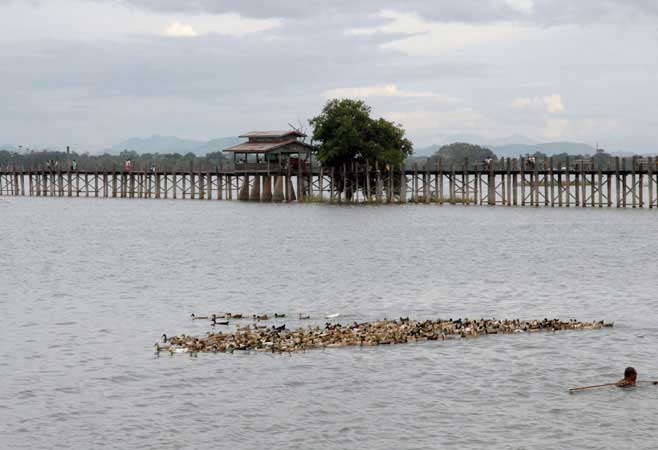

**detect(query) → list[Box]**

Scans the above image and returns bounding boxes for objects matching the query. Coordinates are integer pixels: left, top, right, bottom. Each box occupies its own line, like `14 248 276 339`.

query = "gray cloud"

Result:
1 0 658 151
89 0 658 23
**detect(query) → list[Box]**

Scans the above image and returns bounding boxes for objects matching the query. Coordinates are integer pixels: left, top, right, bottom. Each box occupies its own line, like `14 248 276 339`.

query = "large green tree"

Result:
310 99 413 169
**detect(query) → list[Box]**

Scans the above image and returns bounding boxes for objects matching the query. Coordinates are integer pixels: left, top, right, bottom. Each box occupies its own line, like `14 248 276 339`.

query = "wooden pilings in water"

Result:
1 157 657 208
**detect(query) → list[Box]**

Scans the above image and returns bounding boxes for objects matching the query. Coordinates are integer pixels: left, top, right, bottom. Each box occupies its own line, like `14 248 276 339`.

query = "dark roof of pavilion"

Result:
223 139 314 154
239 130 306 139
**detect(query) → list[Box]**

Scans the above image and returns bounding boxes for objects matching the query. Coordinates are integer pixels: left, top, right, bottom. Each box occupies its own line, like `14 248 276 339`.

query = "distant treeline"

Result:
0 149 227 171
416 142 640 169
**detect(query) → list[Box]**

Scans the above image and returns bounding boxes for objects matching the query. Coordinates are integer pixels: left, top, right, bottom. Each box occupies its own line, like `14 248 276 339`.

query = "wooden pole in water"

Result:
534 159 540 207
375 162 382 203
449 162 456 205
424 163 430 204
606 160 612 208
597 163 603 208
520 158 525 207
549 157 555 207
581 161 586 208
500 159 506 206
631 156 637 208
474 160 479 205
649 156 654 209
330 167 335 203
639 158 644 208
589 162 595 208
574 162 580 207
438 159 444 205
400 164 407 204
463 158 469 205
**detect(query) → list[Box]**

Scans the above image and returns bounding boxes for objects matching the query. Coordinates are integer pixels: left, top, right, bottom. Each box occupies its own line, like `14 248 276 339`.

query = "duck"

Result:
298 314 311 320
191 313 209 320
253 314 269 321
274 313 286 318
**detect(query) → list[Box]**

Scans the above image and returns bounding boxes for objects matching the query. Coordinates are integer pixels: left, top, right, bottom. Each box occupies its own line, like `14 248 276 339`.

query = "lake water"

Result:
1 197 657 450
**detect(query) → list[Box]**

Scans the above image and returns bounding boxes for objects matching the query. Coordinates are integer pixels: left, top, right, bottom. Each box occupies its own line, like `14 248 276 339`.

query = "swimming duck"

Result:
298 314 311 320
191 313 209 320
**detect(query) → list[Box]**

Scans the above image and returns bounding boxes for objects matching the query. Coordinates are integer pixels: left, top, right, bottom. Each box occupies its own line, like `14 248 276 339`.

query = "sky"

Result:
1 0 658 152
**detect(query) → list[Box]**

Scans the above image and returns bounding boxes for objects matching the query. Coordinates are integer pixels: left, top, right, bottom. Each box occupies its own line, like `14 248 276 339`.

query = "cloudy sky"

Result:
1 0 658 151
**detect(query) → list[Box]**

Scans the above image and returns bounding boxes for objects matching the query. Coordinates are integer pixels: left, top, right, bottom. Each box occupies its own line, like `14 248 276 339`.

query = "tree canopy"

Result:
431 143 496 165
0 149 226 172
310 99 413 168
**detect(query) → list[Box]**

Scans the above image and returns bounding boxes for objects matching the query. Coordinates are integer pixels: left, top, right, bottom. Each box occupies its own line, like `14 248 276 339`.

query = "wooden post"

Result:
543 160 549 206
463 158 469 205
438 159 443 205
424 164 430 204
262 175 272 202
375 162 382 203
512 159 518 206
544 156 555 208
489 158 495 206
217 172 223 201
639 159 644 208
581 161 586 208
590 162 595 208
163 173 169 199
128 172 134 199
631 156 637 208
297 158 304 202
474 160 479 205
574 163 580 207
500 159 506 206
365 161 372 203
410 164 416 204
622 158 627 208
615 157 621 208
449 162 456 205
400 164 407 204
520 158 525 207
606 162 612 208
249 175 261 201
565 158 570 207
330 167 335 203
534 160 540 207
597 162 603 208
649 156 654 209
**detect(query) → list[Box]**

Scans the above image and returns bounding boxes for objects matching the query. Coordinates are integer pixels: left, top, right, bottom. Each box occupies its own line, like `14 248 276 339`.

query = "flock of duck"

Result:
156 316 613 355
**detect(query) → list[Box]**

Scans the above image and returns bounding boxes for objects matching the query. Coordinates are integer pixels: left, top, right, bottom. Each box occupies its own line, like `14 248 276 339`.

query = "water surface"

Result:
1 197 657 449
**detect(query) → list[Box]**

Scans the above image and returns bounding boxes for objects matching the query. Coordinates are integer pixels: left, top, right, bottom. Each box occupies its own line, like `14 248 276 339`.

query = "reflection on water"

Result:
1 198 657 450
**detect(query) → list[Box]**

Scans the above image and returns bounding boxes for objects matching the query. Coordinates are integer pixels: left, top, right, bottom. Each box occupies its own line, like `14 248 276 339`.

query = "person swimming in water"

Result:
617 367 638 387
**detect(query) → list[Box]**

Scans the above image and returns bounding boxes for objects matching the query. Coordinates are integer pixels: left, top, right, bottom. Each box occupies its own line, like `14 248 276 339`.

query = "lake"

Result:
1 197 657 449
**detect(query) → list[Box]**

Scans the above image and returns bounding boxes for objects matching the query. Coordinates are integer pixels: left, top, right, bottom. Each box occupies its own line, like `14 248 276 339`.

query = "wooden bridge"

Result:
1 156 657 208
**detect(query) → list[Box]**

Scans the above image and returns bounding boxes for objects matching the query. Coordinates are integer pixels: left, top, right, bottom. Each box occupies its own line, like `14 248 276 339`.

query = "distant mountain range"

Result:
109 135 242 155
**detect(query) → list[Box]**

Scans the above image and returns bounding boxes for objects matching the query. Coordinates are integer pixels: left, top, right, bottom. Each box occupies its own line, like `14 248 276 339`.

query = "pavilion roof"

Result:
239 130 306 139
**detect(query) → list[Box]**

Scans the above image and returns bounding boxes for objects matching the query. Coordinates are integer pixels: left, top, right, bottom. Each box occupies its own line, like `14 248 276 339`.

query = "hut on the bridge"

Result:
223 130 315 202
223 130 315 172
